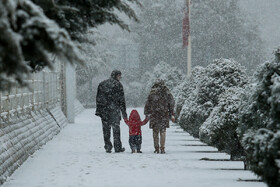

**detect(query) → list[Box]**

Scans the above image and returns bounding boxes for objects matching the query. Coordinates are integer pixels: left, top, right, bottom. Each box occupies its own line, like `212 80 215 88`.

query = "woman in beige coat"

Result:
144 79 175 154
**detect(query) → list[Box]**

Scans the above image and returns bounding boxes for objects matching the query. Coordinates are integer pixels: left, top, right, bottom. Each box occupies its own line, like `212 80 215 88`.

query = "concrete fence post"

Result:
43 71 47 109
65 62 75 123
0 92 2 126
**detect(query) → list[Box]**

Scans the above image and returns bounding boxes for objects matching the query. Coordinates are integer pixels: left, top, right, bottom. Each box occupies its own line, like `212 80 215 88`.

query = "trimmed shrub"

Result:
199 87 246 160
179 58 247 137
238 48 280 186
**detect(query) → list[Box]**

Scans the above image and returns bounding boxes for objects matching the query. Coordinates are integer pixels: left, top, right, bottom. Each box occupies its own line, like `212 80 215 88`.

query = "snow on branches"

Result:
32 0 140 41
175 48 280 185
199 87 246 160
0 0 140 91
178 58 247 138
0 0 83 90
238 48 280 186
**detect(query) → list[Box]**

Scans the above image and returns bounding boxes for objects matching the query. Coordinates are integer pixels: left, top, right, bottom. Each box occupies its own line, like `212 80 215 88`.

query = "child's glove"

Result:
124 118 129 124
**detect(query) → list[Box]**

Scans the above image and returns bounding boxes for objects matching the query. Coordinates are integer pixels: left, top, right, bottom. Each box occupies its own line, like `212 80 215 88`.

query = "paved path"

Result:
3 109 265 187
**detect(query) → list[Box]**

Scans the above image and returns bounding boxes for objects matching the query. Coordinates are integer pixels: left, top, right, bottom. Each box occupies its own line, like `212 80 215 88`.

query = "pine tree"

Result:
0 0 139 91
0 0 82 90
32 0 139 40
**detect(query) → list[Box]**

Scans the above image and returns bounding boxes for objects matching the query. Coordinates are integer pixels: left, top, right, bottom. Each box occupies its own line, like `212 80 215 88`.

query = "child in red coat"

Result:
124 110 149 153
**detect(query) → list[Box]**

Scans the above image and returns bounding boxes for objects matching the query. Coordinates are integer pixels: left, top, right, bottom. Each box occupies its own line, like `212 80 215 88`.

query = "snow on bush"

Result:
238 48 280 186
242 129 280 186
174 66 205 120
199 87 246 160
178 58 247 138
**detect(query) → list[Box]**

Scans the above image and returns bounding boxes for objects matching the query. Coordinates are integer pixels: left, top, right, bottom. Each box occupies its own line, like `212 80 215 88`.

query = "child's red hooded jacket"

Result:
125 110 148 136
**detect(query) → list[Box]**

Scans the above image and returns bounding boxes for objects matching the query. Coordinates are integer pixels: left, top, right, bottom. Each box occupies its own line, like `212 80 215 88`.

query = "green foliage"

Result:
238 48 280 186
239 49 280 135
178 58 247 137
174 66 205 120
32 0 140 40
0 0 82 90
242 129 280 187
0 0 139 91
199 87 246 160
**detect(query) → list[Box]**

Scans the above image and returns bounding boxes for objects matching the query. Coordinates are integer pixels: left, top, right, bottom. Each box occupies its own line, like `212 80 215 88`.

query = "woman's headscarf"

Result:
150 79 170 95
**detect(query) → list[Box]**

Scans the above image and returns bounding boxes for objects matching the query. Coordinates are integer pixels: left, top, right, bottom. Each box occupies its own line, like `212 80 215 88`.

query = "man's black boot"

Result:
115 147 125 153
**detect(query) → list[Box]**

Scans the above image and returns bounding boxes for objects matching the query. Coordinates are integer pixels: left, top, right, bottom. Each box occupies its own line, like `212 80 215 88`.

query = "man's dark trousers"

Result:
102 119 123 152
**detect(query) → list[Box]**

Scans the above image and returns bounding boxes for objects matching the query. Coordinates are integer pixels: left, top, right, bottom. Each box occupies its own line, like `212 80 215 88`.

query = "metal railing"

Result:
0 63 62 124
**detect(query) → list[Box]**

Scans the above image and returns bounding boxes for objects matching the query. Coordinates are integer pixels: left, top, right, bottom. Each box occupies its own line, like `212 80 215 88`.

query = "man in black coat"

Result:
95 70 128 153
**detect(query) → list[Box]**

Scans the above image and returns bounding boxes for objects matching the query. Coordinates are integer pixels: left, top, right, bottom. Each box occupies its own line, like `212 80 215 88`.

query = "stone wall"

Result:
0 102 84 184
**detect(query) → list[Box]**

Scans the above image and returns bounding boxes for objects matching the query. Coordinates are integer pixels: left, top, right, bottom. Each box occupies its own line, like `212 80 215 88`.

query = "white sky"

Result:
239 0 280 56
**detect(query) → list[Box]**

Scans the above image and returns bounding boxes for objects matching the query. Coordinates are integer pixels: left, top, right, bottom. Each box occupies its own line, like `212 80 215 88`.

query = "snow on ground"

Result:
3 108 265 187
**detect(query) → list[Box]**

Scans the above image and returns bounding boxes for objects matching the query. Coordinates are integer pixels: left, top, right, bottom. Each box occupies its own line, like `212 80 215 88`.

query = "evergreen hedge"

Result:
238 48 280 186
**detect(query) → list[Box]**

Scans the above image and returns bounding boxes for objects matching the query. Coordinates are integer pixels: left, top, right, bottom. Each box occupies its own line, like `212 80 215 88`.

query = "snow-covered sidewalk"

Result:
3 108 265 187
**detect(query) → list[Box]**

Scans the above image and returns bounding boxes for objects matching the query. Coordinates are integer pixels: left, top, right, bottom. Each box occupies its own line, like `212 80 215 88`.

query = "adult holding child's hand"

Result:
95 70 127 153
144 79 175 154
